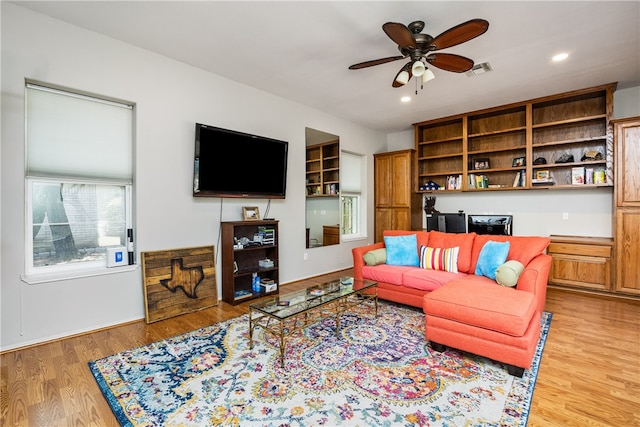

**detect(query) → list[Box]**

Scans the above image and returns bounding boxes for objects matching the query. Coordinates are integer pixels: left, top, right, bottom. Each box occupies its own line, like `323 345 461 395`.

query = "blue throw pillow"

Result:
384 234 419 266
475 240 510 280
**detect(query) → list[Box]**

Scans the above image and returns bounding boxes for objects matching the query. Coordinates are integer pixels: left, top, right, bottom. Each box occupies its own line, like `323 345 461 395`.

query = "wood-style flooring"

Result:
1 269 639 426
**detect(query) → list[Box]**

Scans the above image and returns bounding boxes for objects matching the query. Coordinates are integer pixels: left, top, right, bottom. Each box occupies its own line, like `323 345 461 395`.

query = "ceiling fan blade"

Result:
430 19 489 50
392 62 412 88
348 55 404 70
426 53 474 72
382 22 416 50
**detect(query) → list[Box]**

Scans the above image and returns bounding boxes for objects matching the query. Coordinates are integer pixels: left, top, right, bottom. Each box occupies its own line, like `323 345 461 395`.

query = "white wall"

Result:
0 4 386 350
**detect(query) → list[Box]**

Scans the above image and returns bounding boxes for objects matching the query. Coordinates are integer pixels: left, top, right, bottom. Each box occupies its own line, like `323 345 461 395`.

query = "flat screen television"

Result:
467 214 513 236
425 212 467 233
193 123 288 198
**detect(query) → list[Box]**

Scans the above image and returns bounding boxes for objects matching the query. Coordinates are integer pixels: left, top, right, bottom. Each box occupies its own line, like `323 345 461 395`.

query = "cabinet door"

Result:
390 152 412 207
615 209 640 295
374 208 393 242
374 154 392 207
615 118 640 207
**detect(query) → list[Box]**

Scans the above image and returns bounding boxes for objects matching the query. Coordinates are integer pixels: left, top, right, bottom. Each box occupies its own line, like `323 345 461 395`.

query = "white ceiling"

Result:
14 1 640 134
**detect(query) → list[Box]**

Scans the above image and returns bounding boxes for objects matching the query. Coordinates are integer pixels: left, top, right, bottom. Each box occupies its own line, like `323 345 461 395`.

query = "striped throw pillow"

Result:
419 246 460 273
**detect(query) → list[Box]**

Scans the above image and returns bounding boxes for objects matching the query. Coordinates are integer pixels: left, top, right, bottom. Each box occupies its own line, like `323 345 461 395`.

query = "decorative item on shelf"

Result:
423 196 440 214
512 157 526 167
532 170 554 186
556 153 574 164
533 157 547 165
581 150 603 161
593 169 606 184
473 158 490 170
571 167 585 185
242 206 260 221
536 170 550 180
420 180 440 191
258 258 274 268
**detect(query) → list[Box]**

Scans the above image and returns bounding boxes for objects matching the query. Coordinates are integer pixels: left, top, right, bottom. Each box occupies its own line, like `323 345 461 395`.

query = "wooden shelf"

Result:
413 83 616 192
221 220 279 305
306 140 340 197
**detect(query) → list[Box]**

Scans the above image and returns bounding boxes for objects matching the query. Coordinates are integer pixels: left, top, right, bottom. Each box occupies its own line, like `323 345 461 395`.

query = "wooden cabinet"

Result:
613 117 640 296
374 149 422 242
221 220 279 305
413 83 616 192
322 225 340 246
548 235 613 292
306 141 339 197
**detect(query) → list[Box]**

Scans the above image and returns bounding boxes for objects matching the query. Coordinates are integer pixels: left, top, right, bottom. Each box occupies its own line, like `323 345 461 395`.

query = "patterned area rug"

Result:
89 301 551 426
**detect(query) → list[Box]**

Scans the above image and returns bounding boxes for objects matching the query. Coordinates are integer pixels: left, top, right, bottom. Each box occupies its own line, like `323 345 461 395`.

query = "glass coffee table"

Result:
249 278 378 367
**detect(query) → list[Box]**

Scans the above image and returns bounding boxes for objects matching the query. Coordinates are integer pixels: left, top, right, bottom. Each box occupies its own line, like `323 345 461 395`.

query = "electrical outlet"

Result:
562 212 569 220
303 252 308 260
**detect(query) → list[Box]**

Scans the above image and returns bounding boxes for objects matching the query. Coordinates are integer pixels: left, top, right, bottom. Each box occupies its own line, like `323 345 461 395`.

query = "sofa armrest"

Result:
516 253 552 313
352 242 385 280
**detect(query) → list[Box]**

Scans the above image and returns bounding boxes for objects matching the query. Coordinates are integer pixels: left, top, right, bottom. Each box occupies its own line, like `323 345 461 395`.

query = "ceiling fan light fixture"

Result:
395 70 410 85
422 68 435 83
411 60 426 76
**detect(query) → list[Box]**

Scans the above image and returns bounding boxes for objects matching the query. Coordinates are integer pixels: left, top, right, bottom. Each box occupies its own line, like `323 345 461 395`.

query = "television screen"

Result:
467 215 513 236
425 212 467 233
193 124 288 198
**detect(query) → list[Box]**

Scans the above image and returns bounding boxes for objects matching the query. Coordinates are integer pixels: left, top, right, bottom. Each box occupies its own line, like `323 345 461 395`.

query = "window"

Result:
340 151 366 239
25 83 134 278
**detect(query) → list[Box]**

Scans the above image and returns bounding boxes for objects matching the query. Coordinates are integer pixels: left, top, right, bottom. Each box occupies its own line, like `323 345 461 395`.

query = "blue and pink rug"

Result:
89 301 551 426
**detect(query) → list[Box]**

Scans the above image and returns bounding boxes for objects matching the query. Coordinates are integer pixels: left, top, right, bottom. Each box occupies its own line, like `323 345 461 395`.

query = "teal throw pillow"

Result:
475 240 510 280
384 234 419 266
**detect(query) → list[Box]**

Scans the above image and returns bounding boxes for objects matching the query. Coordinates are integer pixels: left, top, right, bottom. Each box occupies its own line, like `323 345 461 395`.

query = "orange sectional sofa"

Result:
352 229 551 376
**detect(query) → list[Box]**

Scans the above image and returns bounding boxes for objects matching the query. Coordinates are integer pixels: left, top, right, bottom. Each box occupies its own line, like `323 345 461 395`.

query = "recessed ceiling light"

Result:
401 96 411 103
552 53 569 62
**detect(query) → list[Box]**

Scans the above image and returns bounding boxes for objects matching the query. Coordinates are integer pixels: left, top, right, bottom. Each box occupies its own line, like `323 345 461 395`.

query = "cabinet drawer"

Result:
548 242 612 258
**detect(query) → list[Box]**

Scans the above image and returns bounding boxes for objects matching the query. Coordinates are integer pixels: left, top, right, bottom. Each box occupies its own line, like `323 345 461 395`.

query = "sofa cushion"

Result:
361 264 415 286
475 240 510 280
403 268 467 291
384 234 419 266
363 248 387 266
383 230 430 248
419 245 459 273
423 281 536 337
427 231 476 273
470 234 550 273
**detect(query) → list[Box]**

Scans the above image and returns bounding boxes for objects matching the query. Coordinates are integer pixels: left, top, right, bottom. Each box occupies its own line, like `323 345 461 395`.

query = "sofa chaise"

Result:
352 230 551 376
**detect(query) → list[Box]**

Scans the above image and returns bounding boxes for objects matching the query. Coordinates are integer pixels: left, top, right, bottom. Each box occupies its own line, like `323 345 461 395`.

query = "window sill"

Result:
21 264 139 285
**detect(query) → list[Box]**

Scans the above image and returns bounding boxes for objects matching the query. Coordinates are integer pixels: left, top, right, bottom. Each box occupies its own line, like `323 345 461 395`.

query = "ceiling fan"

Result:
349 18 489 91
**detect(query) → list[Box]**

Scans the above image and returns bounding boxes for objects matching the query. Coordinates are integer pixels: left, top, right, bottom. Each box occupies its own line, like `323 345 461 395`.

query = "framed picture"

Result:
536 170 550 180
512 157 526 167
473 158 490 170
242 206 260 220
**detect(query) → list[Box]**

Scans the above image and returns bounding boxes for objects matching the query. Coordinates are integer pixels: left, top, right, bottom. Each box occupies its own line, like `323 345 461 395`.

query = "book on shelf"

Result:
572 167 585 185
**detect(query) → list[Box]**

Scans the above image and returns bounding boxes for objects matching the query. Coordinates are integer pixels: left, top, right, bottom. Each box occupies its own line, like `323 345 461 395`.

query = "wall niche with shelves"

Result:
306 140 340 197
413 83 616 192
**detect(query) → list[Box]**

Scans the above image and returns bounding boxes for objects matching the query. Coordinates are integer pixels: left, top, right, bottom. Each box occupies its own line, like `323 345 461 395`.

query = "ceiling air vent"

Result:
466 62 492 76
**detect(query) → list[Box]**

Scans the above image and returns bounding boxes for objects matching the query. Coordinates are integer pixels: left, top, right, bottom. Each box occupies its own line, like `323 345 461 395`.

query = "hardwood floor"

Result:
2 269 639 426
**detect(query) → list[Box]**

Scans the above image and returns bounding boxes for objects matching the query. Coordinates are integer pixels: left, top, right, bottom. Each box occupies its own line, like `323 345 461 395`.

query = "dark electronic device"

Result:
193 123 288 198
425 211 466 233
467 214 513 236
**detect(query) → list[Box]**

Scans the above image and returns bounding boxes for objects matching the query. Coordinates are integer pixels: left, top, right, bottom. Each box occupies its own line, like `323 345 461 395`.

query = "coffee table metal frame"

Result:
249 279 378 367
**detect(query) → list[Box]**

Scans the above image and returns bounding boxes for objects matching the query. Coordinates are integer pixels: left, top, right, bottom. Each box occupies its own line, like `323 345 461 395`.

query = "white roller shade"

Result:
341 151 362 193
26 84 133 181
